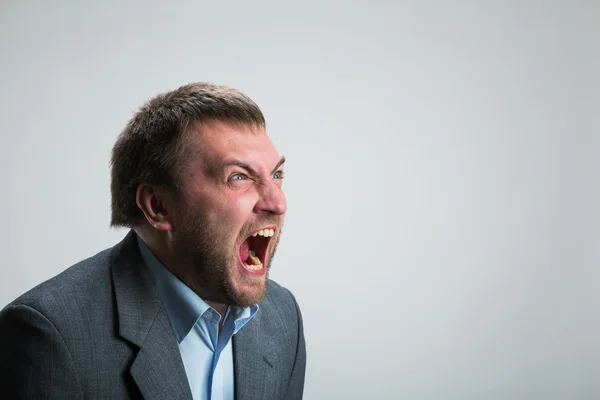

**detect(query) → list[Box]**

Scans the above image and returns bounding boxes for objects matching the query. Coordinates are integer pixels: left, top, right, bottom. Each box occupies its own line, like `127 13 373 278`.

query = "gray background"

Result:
1 1 599 399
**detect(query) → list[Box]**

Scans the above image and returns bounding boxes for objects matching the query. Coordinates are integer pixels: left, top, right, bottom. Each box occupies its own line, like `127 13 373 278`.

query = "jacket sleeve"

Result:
0 304 83 399
284 292 307 400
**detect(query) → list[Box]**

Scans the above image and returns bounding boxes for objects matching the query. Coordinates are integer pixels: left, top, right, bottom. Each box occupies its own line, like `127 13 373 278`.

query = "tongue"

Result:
239 239 250 261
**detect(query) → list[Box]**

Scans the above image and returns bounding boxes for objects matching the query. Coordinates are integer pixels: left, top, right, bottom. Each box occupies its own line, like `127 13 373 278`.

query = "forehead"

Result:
188 121 281 170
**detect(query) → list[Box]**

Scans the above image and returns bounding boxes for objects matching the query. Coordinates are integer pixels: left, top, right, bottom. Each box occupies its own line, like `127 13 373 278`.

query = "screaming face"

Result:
169 121 287 307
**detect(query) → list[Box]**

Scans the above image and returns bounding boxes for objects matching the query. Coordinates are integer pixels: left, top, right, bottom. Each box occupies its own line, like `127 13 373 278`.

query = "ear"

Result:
135 184 174 231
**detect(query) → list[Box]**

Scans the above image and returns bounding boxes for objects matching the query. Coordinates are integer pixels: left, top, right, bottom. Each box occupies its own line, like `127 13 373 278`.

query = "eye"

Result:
273 171 285 180
230 173 248 181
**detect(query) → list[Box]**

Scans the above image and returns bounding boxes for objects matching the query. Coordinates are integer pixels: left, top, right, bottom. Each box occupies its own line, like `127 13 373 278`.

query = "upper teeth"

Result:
252 229 274 237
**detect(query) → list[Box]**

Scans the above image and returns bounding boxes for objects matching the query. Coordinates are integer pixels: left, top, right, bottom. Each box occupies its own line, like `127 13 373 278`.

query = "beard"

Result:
171 201 282 308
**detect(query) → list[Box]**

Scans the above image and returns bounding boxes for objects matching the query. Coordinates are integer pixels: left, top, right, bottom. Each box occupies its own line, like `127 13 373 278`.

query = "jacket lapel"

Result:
112 231 193 400
233 307 280 400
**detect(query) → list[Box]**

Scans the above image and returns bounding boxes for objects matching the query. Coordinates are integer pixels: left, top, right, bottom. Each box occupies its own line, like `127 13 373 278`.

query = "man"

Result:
0 83 306 399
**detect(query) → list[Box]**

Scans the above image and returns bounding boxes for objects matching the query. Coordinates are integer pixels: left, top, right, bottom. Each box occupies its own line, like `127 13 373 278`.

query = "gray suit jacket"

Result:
0 231 306 399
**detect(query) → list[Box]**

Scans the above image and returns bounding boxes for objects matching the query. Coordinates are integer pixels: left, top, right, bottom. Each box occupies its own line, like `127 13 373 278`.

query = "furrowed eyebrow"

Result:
271 156 286 174
221 160 258 176
220 156 286 177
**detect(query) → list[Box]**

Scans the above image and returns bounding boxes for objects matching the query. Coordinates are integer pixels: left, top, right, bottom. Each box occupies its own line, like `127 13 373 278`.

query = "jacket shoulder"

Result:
263 279 302 321
265 278 298 301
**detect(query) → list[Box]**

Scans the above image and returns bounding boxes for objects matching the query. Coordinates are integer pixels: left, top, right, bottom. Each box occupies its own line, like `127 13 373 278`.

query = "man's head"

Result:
110 83 286 307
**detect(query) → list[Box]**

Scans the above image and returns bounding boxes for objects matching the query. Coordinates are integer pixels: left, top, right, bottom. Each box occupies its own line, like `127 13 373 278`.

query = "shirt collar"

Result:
137 236 258 342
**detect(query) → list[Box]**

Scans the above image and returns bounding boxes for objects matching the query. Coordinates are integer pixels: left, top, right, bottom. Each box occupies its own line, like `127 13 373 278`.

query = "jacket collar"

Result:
111 230 193 400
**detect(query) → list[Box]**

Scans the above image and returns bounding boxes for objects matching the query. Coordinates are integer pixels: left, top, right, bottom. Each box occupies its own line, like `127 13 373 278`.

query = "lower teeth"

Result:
244 262 263 271
244 251 263 271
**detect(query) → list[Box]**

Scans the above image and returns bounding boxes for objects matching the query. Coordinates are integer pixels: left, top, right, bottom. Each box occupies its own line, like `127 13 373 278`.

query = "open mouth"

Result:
238 228 275 273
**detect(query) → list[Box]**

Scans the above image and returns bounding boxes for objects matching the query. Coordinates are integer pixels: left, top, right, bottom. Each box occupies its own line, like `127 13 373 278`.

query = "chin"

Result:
226 268 269 307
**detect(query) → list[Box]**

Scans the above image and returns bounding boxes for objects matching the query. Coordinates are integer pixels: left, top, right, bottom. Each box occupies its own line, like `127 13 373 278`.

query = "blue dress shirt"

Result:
137 237 258 400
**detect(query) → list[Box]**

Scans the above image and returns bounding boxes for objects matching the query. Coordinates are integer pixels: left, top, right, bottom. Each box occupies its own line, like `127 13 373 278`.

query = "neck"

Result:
135 227 230 321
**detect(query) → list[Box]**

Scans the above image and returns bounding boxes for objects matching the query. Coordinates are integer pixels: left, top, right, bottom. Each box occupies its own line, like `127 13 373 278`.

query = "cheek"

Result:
185 185 259 233
178 192 221 230
209 192 256 229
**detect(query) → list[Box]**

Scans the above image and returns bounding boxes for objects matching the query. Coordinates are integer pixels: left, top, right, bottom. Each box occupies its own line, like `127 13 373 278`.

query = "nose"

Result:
254 180 287 216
